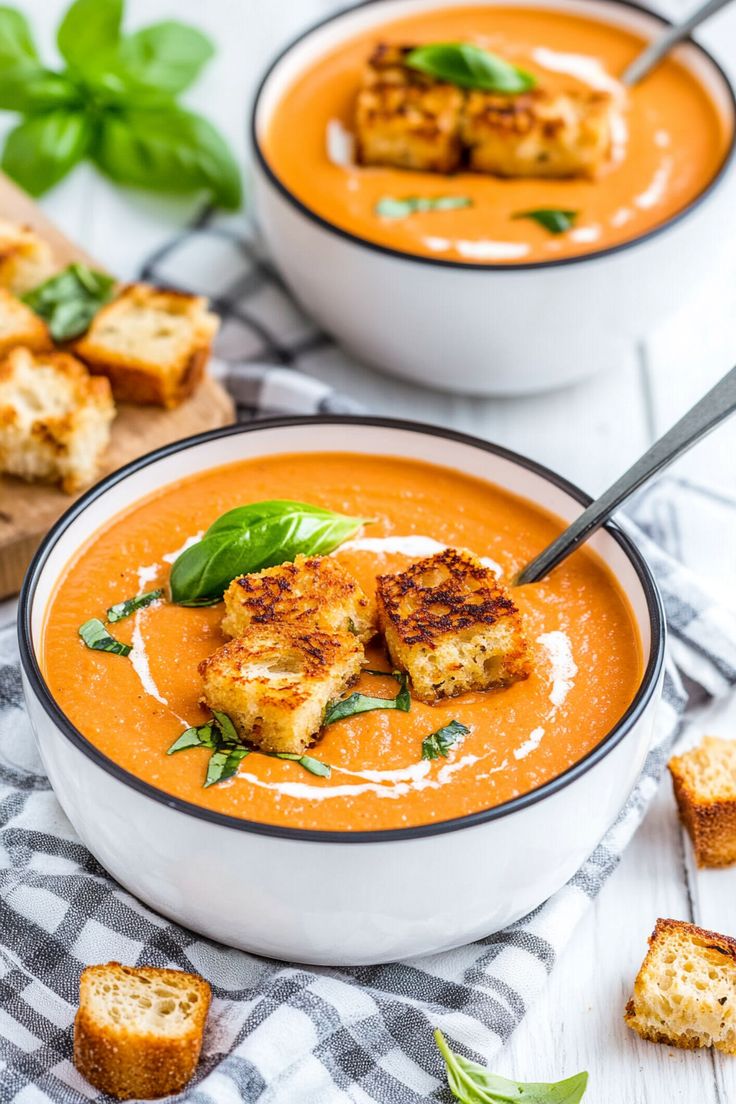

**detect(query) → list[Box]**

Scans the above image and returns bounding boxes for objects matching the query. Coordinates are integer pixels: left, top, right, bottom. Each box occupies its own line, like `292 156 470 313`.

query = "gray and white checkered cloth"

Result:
1 210 736 1103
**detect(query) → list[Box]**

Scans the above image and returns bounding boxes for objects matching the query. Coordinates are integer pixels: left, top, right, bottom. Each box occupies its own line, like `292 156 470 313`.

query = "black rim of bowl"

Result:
19 416 666 843
250 0 736 273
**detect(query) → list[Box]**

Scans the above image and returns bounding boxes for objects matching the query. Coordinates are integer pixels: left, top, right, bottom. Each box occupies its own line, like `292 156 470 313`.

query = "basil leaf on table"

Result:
434 1031 589 1104
57 0 122 74
106 588 163 623
116 21 214 93
421 720 469 761
324 672 410 726
512 209 578 235
376 195 473 219
0 6 39 66
1 110 93 197
170 500 370 606
22 263 116 341
0 71 81 113
406 43 536 94
78 618 131 657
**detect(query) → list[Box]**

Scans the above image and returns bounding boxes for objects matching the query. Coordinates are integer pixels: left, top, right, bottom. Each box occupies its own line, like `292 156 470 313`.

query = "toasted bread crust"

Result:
669 738 736 867
0 288 52 355
0 219 56 295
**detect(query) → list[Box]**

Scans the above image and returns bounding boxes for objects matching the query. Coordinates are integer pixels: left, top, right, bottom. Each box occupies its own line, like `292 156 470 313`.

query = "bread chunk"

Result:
0 346 115 493
462 88 617 178
199 624 364 754
0 288 51 356
73 283 219 407
376 547 530 703
74 962 211 1100
625 918 736 1055
669 737 736 867
222 554 376 644
356 43 464 172
0 219 56 295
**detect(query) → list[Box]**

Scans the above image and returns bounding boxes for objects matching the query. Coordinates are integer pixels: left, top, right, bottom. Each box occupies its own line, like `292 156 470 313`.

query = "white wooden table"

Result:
7 1 736 1100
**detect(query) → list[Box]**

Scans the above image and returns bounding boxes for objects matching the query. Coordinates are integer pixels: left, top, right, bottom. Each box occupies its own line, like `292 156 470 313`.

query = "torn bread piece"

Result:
222 554 376 644
74 962 211 1100
0 346 115 493
376 546 530 703
625 918 736 1055
669 736 736 867
0 219 57 295
0 288 52 356
199 624 364 755
73 283 219 408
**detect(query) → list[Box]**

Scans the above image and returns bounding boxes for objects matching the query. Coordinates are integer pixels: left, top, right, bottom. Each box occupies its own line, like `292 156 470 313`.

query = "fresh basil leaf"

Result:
376 195 472 219
167 722 215 753
22 262 115 340
116 21 214 93
406 43 536 94
57 0 122 74
94 106 241 210
2 110 92 197
78 618 131 656
170 500 369 606
512 209 578 235
204 745 249 787
275 752 332 779
0 6 38 65
435 1030 588 1103
421 720 470 761
0 69 81 113
324 674 410 726
107 589 163 623
211 709 240 746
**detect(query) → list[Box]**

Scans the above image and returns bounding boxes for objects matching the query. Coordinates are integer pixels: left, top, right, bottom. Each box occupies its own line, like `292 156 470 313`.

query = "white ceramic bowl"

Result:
251 0 736 396
19 419 665 965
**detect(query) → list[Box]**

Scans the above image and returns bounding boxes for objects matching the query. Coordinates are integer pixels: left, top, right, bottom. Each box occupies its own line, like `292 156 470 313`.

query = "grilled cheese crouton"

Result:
0 219 56 295
199 624 364 754
0 347 115 493
376 547 530 703
222 554 376 643
669 737 736 867
625 919 736 1055
0 288 51 356
73 284 219 408
74 962 211 1100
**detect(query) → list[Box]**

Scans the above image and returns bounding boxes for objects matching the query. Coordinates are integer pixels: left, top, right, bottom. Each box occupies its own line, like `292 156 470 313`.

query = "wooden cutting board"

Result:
0 174 235 599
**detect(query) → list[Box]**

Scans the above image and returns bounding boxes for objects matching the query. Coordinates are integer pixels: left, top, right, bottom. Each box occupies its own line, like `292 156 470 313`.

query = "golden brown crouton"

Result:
222 554 376 644
376 547 530 703
0 288 51 356
199 624 364 755
0 219 57 295
355 43 464 172
0 347 115 493
73 283 219 408
625 918 736 1055
74 962 211 1100
669 737 736 867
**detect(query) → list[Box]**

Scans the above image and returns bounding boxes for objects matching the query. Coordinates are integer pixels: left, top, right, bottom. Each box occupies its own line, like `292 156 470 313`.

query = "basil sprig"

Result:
22 263 115 341
0 0 240 207
512 209 578 235
78 618 131 656
107 588 164 623
324 670 410 726
406 43 536 94
421 720 469 761
434 1031 588 1103
375 195 472 219
170 500 370 607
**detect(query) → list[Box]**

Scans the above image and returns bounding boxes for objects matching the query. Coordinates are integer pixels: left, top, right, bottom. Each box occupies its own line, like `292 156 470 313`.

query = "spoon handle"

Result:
621 0 733 86
516 365 736 586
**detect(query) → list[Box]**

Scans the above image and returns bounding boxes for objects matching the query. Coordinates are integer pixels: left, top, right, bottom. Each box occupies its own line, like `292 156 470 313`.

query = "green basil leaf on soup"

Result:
211 709 240 746
406 43 536 94
22 262 116 339
276 752 332 778
421 720 469 761
512 208 579 235
375 195 472 219
107 588 163 623
167 722 216 753
204 745 249 788
78 618 131 656
324 673 410 726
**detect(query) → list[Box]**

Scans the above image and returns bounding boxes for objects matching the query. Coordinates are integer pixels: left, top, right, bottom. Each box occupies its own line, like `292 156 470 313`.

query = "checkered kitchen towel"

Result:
2 211 736 1103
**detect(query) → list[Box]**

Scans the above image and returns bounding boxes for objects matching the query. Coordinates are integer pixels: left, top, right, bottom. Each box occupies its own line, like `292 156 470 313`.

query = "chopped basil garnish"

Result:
22 262 116 341
167 722 216 753
78 618 131 656
406 43 536 94
421 720 470 761
512 208 578 235
324 670 410 725
275 752 332 778
375 195 472 219
205 746 249 788
107 588 164 623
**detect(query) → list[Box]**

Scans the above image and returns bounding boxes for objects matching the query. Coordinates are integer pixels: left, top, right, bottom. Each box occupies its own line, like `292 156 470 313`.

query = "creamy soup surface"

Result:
43 452 644 832
262 5 732 263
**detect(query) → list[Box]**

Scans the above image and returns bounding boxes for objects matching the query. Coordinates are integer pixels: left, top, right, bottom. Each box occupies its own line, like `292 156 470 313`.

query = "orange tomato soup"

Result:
262 4 732 264
42 453 643 831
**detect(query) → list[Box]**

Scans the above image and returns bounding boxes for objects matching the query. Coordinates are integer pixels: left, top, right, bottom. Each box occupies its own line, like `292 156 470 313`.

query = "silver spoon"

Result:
515 365 736 586
621 0 733 86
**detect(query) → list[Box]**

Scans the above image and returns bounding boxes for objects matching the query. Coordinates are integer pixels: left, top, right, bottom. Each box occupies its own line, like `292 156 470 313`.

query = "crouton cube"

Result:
74 962 211 1100
0 347 115 493
73 283 219 408
625 918 736 1054
222 554 376 644
669 736 736 867
0 219 57 295
376 547 530 703
0 288 51 356
355 43 464 172
199 624 364 755
462 88 617 179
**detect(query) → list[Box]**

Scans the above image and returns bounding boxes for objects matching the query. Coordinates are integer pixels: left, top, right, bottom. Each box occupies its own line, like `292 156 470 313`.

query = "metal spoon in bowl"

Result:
515 365 736 585
621 0 733 86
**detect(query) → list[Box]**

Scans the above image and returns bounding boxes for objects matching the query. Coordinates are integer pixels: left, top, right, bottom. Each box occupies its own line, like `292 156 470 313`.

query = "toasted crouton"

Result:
0 288 51 355
625 918 736 1054
73 283 219 408
376 547 530 703
222 554 376 643
669 737 736 867
74 962 211 1100
199 624 364 754
355 43 464 172
0 346 115 493
0 219 57 295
